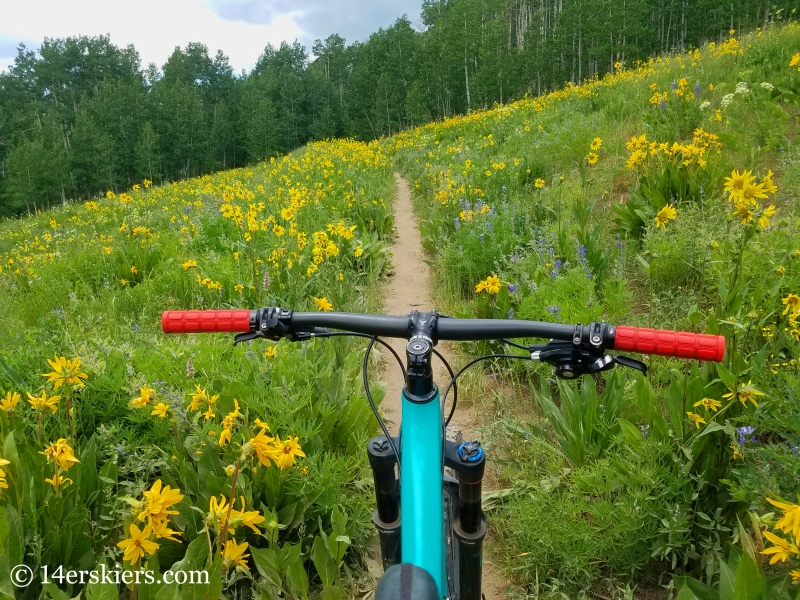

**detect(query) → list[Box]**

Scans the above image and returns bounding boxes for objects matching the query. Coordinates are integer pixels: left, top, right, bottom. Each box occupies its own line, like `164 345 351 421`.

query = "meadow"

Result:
0 139 395 599
2 19 800 600
388 23 800 599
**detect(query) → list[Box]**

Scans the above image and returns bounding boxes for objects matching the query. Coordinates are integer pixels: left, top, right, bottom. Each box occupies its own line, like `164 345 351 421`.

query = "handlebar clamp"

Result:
408 310 438 345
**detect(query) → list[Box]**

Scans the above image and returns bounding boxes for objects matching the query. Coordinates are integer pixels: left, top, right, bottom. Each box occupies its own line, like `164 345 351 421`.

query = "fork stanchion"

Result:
368 435 401 570
455 441 486 600
373 510 401 571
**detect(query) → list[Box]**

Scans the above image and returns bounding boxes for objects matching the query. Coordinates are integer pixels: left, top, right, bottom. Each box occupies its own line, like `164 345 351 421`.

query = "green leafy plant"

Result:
531 371 625 466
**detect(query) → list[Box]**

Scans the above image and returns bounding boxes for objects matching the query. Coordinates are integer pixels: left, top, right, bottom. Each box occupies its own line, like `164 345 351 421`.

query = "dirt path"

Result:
373 172 509 600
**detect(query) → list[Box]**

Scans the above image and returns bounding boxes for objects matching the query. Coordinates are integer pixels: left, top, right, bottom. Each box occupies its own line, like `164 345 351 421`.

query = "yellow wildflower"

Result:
766 497 800 540
137 480 183 525
722 380 764 408
151 403 170 418
759 204 777 229
45 473 73 488
27 390 60 414
151 519 181 542
132 384 154 408
782 294 800 315
0 391 20 412
475 275 501 295
654 204 677 229
761 530 799 564
314 297 333 311
762 170 778 195
686 412 706 429
248 429 280 467
723 169 755 201
117 523 159 566
43 439 80 471
222 540 250 571
273 435 306 470
693 398 722 412
42 356 88 390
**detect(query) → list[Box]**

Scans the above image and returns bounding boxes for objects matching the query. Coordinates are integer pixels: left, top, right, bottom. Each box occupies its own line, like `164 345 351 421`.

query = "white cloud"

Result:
0 0 306 74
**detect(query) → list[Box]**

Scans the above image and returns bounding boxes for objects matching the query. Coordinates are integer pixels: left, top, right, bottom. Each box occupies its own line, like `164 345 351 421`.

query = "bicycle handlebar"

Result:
161 309 725 362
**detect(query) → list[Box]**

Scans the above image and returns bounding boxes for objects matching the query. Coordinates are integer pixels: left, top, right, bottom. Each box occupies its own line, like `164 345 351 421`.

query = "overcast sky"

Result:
0 0 423 75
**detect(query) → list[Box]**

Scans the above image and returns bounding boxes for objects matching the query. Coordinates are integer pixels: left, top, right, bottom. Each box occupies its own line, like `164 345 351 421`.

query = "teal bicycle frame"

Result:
400 388 446 595
163 306 720 599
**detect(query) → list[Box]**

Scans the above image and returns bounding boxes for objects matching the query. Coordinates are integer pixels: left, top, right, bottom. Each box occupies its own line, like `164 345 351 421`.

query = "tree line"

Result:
0 0 794 215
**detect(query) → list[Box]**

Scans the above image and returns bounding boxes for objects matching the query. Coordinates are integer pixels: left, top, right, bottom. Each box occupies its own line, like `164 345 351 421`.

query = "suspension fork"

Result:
446 440 487 600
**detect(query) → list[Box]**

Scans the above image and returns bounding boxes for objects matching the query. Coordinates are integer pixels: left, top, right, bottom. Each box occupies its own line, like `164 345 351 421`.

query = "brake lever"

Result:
612 355 648 375
234 331 266 345
533 341 648 379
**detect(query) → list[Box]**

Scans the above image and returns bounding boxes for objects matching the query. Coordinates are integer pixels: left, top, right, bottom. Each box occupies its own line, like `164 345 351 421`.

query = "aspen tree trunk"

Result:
464 19 472 113
578 11 582 83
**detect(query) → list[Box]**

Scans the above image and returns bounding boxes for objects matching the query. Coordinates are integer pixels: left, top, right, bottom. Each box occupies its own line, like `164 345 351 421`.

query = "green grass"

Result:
387 23 800 597
0 139 395 598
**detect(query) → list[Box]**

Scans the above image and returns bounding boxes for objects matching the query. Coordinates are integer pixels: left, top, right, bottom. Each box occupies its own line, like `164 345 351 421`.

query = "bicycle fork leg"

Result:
367 435 401 570
454 442 487 600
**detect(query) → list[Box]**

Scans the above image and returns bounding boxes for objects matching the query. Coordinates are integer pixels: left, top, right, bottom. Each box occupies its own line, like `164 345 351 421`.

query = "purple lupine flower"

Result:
507 308 515 319
511 253 520 262
479 233 485 243
454 217 461 230
586 269 593 279
554 260 563 269
508 283 518 293
672 80 677 91
737 426 756 445
550 270 558 279
695 82 701 100
660 97 666 113
547 306 561 314
578 245 587 261
618 240 624 250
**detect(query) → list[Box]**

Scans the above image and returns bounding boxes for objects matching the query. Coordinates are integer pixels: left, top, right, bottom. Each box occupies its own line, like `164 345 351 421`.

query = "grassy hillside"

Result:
3 20 800 600
388 24 800 598
0 139 395 597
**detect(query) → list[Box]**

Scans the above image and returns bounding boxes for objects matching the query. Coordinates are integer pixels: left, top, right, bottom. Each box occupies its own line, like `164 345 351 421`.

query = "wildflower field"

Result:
4 18 800 600
389 23 800 599
0 139 395 598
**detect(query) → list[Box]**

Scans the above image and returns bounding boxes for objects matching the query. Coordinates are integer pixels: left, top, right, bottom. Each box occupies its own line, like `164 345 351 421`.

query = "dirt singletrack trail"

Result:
375 172 510 600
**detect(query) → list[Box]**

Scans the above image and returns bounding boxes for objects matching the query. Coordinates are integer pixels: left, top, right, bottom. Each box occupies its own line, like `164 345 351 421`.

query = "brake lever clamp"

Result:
233 307 295 345
540 349 641 380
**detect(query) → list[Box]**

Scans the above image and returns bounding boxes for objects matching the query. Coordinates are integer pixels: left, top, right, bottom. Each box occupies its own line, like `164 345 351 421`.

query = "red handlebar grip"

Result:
161 310 253 334
613 326 725 362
